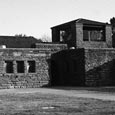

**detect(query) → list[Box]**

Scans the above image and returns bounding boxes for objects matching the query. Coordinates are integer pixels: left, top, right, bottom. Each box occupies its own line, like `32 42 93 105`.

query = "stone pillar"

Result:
2 61 6 74
106 25 112 48
25 60 28 74
75 23 83 48
70 23 76 47
13 61 17 74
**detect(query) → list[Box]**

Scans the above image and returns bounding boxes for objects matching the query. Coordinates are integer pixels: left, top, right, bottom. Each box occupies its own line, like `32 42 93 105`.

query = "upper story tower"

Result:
51 18 112 49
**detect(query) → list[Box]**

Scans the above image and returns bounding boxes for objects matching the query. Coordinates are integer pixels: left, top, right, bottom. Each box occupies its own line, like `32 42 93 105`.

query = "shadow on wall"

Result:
86 59 115 86
47 50 115 87
46 48 115 87
48 49 85 86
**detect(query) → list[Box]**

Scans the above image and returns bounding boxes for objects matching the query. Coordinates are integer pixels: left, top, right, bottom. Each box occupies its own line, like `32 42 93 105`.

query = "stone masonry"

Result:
85 48 115 86
0 43 67 89
0 18 114 88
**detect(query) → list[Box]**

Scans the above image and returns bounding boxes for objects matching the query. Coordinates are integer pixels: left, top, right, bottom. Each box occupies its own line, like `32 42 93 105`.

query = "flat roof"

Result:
51 18 109 29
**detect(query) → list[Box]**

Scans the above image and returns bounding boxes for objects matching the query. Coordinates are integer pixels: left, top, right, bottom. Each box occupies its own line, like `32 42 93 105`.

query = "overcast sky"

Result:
0 0 114 41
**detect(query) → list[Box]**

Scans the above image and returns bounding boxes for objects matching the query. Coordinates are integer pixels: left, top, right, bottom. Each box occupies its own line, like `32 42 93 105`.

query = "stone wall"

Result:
85 48 115 86
0 44 115 88
50 48 115 87
0 48 50 88
0 43 67 89
35 43 67 52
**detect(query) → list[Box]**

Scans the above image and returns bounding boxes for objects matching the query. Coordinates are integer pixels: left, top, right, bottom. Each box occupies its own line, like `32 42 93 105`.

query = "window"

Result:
60 30 65 42
5 61 13 73
83 26 105 41
90 30 104 41
27 61 36 73
83 30 89 41
60 29 72 42
17 61 24 73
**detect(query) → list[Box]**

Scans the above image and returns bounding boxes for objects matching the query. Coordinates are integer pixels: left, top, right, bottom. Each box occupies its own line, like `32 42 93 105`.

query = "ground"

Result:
0 87 115 115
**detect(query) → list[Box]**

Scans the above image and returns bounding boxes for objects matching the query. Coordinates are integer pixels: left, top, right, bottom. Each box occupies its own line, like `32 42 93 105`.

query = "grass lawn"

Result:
0 90 115 115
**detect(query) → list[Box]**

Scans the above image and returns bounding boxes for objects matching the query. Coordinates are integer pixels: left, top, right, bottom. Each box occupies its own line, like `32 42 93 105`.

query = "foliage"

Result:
110 17 115 34
110 17 115 27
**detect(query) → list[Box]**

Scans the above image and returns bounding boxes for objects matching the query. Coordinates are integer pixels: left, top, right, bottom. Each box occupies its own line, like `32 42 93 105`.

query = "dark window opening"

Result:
60 28 72 43
5 61 13 73
83 30 89 41
27 61 36 73
17 61 24 73
83 26 105 41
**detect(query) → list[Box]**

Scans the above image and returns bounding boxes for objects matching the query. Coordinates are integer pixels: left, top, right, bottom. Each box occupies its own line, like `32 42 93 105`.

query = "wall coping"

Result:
35 43 67 46
84 48 115 51
0 48 52 52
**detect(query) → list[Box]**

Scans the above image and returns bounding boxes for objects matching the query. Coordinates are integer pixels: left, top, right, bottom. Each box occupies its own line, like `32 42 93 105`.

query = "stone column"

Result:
75 23 83 48
13 61 17 74
106 25 112 48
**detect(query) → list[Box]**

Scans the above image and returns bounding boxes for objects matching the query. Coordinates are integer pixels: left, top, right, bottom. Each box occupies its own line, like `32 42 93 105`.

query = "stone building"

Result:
51 18 115 86
0 18 114 88
0 44 67 88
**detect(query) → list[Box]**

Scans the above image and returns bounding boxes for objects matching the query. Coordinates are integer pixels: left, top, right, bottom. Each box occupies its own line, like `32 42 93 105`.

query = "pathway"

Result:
0 87 115 101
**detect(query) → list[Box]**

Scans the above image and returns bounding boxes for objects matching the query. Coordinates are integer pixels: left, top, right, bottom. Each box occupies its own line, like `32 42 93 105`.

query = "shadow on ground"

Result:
47 86 115 93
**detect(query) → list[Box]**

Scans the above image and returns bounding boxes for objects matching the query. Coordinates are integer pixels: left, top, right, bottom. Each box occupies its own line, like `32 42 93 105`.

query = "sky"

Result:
0 0 115 41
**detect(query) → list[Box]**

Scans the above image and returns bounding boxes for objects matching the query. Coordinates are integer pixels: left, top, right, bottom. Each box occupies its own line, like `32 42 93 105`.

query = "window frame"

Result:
83 25 106 42
4 60 14 74
16 60 25 73
3 60 36 74
27 60 36 73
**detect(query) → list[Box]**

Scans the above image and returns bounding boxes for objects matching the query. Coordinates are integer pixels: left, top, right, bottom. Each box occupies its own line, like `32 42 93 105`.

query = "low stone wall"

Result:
0 48 51 88
1 44 114 88
0 42 67 89
85 48 115 86
35 43 67 52
0 43 67 89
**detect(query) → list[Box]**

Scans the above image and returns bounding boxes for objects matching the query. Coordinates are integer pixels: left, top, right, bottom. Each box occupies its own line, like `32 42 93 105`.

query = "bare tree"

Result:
15 34 27 37
40 34 51 42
